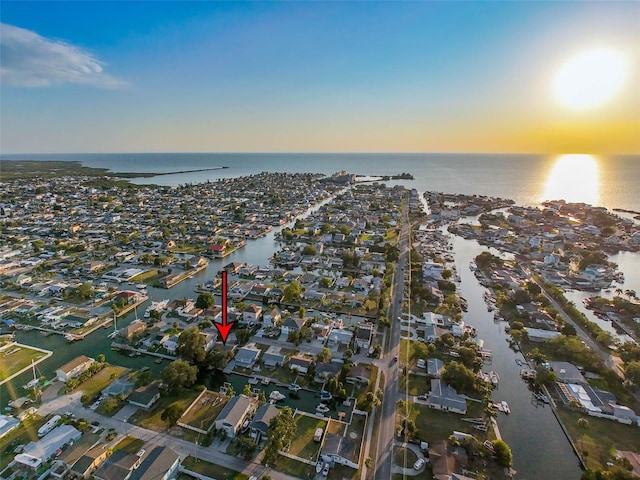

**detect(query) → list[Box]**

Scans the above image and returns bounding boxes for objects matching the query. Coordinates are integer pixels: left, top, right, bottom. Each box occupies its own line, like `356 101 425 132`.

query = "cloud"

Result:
0 23 128 88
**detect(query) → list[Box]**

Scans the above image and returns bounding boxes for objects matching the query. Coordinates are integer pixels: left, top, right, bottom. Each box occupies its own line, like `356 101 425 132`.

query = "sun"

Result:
553 48 628 110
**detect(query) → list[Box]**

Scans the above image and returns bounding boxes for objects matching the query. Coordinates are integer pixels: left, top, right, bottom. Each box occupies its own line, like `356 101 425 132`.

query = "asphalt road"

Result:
374 196 411 480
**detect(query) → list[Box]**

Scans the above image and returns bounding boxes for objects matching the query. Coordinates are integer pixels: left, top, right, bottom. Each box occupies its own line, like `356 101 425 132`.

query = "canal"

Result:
448 224 584 480
1 193 338 408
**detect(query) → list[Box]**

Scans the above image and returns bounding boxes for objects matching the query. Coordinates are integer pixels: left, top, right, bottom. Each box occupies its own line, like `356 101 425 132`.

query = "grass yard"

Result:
330 464 361 480
405 402 487 443
182 456 248 480
0 344 50 384
288 414 327 461
273 456 316 479
130 269 160 283
113 436 145 454
179 391 227 432
72 365 129 402
0 415 46 469
131 389 201 432
400 373 429 396
96 396 126 416
393 446 418 468
557 408 640 472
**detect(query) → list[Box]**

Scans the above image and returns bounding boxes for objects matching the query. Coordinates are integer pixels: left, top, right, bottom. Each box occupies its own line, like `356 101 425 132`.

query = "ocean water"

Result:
2 153 639 211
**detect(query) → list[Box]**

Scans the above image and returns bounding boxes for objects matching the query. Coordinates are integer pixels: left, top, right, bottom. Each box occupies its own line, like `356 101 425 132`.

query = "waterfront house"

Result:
249 403 280 443
234 346 261 369
119 319 146 342
213 395 257 438
56 356 95 383
426 379 467 415
262 348 286 369
207 244 227 257
289 355 314 374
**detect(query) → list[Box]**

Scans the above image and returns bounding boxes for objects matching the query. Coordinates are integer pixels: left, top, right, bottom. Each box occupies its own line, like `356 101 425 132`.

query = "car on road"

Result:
413 458 426 470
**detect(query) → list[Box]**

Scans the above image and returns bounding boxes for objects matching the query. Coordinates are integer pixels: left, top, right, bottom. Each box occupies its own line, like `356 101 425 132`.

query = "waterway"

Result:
1 193 337 409
448 223 583 480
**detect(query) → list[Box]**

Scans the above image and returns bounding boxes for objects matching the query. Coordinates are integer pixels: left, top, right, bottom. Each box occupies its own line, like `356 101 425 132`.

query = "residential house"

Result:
14 425 82 471
93 449 144 480
119 320 146 342
249 403 280 443
426 379 467 415
129 445 180 480
314 362 342 384
262 349 286 369
213 395 257 438
328 328 352 347
289 355 314 375
242 304 262 325
355 322 375 350
281 316 307 335
128 381 162 410
263 307 281 328
56 355 95 383
207 244 227 257
0 415 20 439
234 346 261 369
69 445 109 479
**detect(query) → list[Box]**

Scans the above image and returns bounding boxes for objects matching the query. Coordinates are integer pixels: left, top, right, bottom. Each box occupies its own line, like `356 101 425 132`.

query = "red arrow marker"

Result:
214 271 234 344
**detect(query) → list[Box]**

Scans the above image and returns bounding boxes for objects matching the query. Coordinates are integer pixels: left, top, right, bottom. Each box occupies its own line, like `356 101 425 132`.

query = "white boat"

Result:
135 284 147 290
316 462 323 474
320 391 332 401
316 403 330 413
108 329 120 339
269 390 286 401
501 401 510 414
288 383 301 392
261 377 270 386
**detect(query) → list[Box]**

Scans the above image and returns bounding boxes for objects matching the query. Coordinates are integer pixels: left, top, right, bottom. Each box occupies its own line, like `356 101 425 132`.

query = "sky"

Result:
1 1 639 154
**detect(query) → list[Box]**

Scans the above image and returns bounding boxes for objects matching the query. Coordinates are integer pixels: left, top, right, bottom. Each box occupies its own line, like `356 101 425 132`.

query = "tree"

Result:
77 283 95 299
236 328 251 345
442 361 476 393
97 354 106 364
319 277 332 288
264 407 297 465
135 371 152 387
195 292 215 310
317 347 331 363
625 361 640 385
177 327 206 364
492 439 513 467
162 360 198 393
302 245 317 255
283 281 302 303
161 404 184 426
243 383 253 396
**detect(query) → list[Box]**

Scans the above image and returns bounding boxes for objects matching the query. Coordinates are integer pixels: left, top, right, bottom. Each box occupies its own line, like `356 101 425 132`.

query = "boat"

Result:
316 403 330 413
269 391 286 401
316 462 323 474
248 377 259 385
65 334 77 342
489 371 500 386
135 284 147 290
108 330 120 339
261 377 270 386
501 401 510 414
288 383 301 392
320 391 332 401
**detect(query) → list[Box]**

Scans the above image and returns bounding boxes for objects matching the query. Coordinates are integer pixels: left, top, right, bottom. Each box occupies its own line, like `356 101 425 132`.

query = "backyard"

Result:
130 389 201 432
404 402 490 444
557 408 640 472
182 456 248 480
69 365 129 402
0 344 50 384
179 390 227 433
288 414 327 461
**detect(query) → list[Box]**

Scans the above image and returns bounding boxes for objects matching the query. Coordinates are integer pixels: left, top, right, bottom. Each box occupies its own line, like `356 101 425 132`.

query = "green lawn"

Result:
130 390 201 432
0 345 49 384
400 373 429 396
404 402 487 443
273 456 316 479
182 456 248 480
96 396 127 416
393 446 418 468
71 365 129 403
0 415 46 469
130 269 160 283
179 391 227 431
288 414 327 461
557 408 640 472
113 436 145 454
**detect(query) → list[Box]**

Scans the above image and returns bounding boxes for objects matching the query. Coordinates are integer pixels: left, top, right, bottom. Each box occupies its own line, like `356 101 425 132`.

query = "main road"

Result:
374 194 411 480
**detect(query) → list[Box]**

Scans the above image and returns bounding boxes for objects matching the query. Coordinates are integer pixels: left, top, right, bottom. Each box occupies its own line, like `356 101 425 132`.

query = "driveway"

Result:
113 404 139 422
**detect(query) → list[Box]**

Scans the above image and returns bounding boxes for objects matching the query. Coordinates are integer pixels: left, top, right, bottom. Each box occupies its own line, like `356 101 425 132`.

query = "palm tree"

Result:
625 290 637 302
615 288 624 298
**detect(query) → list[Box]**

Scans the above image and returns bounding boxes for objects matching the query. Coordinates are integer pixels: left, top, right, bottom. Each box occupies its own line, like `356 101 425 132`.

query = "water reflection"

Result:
542 154 600 205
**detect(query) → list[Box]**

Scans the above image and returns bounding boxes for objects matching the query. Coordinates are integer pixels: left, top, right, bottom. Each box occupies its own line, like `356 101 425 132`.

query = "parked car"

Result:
413 458 426 470
417 394 428 401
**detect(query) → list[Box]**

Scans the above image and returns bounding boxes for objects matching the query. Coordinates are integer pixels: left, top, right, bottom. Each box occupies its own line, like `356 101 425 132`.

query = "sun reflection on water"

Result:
542 154 600 205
